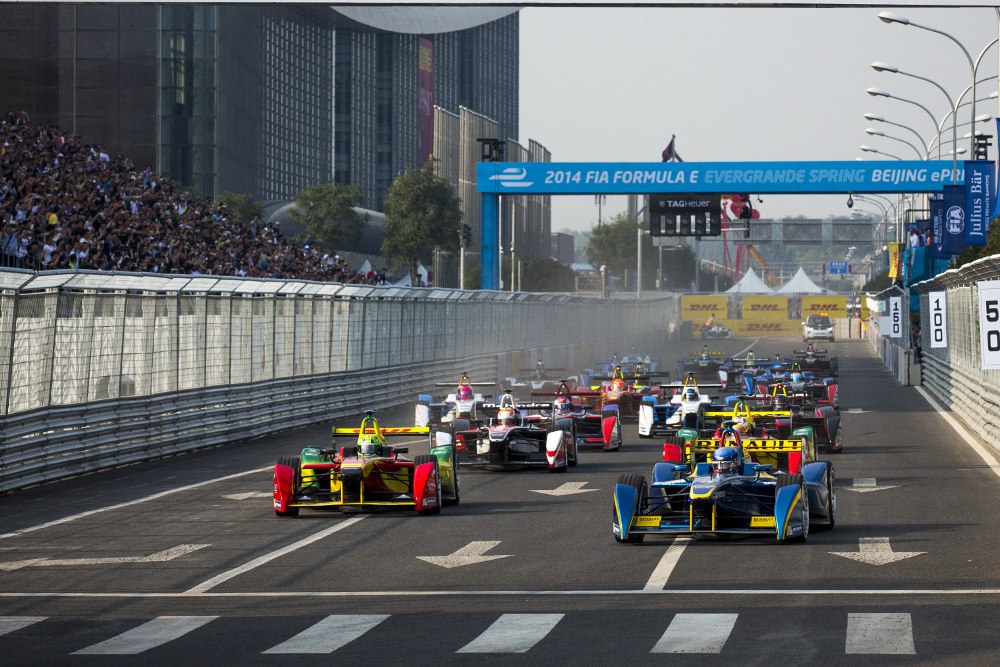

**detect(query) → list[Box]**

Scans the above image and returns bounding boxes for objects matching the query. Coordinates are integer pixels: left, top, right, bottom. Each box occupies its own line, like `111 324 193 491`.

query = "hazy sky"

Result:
515 5 1000 232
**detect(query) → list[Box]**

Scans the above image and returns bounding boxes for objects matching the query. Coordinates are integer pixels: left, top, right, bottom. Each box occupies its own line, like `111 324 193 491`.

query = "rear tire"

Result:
443 447 461 507
613 473 648 543
819 460 835 529
413 454 441 515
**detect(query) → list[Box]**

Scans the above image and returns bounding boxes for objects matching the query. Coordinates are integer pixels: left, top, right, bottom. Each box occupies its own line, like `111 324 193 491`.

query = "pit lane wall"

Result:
910 255 1000 448
0 270 672 491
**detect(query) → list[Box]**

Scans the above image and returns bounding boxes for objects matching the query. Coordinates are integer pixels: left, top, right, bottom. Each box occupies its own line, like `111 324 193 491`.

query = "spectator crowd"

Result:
0 111 387 284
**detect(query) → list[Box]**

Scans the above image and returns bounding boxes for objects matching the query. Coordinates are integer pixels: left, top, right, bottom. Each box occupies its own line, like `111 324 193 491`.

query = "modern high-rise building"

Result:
0 4 520 211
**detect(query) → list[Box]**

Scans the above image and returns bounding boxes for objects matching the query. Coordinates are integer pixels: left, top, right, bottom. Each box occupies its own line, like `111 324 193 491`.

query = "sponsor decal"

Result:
751 516 776 528
635 516 662 527
742 296 788 321
802 295 847 316
748 304 780 311
945 205 965 235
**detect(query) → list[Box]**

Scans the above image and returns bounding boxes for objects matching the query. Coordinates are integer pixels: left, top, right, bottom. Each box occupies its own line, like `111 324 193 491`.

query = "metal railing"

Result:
0 269 675 491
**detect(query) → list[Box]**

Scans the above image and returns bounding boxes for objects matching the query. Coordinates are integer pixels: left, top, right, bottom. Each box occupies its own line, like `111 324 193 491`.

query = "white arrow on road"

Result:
0 544 210 572
843 478 898 493
529 482 600 496
417 541 512 569
830 537 925 565
223 492 273 500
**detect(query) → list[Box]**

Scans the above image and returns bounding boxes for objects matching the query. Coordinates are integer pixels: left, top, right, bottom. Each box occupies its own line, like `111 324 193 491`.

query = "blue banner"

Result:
930 186 966 256
964 160 994 245
829 261 849 275
476 161 963 195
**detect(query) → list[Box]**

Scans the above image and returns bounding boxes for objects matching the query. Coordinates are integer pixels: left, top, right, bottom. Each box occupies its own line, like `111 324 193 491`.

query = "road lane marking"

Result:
829 537 925 565
529 482 599 496
846 613 915 654
417 541 513 568
0 544 210 571
843 478 898 493
6 587 1000 598
457 613 563 653
184 515 366 593
915 385 1000 479
651 613 738 653
1 466 272 540
262 614 389 653
223 492 273 500
72 615 217 654
0 616 46 636
643 538 689 591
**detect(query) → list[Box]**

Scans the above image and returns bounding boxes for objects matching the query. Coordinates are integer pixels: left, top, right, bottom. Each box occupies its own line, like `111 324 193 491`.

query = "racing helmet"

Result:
734 416 751 433
457 385 473 401
553 395 573 417
497 407 517 426
683 387 698 402
773 394 789 411
790 372 803 383
712 446 743 476
357 433 382 457
611 378 626 391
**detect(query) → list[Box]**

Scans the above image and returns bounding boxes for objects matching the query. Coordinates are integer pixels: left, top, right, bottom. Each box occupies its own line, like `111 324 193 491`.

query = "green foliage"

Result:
660 244 697 290
464 262 481 290
585 213 653 286
216 192 262 230
954 215 1000 268
290 183 365 248
383 163 462 281
520 258 576 292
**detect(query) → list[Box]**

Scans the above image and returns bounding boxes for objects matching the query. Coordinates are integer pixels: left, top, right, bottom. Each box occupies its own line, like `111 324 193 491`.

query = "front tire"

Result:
274 456 300 517
614 473 648 544
776 474 808 542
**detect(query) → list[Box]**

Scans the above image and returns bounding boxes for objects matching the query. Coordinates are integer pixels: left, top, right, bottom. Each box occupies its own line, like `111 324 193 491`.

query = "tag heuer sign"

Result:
649 193 722 237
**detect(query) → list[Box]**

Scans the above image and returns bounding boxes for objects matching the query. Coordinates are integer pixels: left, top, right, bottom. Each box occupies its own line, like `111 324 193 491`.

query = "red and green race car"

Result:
273 410 460 516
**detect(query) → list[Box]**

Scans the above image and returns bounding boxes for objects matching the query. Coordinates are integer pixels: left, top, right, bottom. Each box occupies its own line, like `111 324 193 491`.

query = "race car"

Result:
415 373 493 426
790 345 839 376
273 410 459 516
534 381 622 451
702 323 734 339
503 360 575 393
679 345 727 383
612 428 835 543
638 373 726 438
589 365 668 418
455 390 577 472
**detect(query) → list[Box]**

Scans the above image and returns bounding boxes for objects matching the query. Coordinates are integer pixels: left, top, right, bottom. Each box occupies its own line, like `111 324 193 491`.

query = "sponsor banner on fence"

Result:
801 295 847 318
681 295 728 321
741 295 788 321
731 320 800 336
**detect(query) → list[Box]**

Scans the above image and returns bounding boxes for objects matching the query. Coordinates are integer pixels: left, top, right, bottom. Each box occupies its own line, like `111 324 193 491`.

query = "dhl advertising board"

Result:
801 295 848 318
681 295 728 321
731 320 800 336
741 296 788 321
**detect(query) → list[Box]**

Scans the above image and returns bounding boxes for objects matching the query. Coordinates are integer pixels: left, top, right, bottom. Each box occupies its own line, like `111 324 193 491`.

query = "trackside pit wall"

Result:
911 254 1000 449
864 285 919 387
0 269 673 491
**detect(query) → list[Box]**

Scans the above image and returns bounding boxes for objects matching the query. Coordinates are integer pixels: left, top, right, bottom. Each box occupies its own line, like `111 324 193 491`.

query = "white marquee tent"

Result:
776 267 825 294
726 267 773 294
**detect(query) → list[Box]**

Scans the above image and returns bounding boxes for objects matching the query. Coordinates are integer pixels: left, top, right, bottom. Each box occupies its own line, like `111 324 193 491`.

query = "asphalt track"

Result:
2 337 1000 665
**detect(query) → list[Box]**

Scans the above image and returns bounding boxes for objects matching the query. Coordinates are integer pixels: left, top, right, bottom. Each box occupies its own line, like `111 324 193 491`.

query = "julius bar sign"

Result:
649 193 722 237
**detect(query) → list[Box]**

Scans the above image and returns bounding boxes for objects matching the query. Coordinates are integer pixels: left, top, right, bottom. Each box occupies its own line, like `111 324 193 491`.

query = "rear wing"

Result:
333 427 430 438
686 437 805 472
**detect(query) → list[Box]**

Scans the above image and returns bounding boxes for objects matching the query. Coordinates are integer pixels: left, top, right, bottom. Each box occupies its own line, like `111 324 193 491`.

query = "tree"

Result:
289 183 365 249
216 191 263 231
954 215 1000 268
585 213 655 289
520 258 577 292
382 162 462 282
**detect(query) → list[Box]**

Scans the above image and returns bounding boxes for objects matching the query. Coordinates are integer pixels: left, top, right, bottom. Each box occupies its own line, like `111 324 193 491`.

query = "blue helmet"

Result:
712 446 743 476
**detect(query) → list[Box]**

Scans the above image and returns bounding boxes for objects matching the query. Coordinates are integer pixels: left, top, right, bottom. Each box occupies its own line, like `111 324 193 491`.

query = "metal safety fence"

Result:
911 254 1000 447
0 269 673 491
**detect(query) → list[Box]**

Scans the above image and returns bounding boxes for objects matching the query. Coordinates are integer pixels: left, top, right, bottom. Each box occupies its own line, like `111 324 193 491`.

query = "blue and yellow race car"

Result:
612 430 835 543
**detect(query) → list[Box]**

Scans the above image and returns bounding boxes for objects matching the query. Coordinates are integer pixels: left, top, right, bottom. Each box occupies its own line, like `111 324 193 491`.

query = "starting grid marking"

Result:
0 612 918 656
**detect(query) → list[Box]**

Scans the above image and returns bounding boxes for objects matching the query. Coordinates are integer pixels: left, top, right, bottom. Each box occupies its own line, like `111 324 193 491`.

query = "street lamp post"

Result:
878 12 986 155
864 127 924 159
927 113 993 156
864 113 929 156
866 88 941 158
871 62 960 182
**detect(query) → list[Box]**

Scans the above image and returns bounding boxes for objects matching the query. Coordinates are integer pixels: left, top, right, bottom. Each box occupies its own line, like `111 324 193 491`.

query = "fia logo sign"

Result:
946 205 965 235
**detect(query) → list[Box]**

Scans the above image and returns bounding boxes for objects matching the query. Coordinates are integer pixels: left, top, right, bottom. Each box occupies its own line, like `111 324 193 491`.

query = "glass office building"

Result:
0 4 519 210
